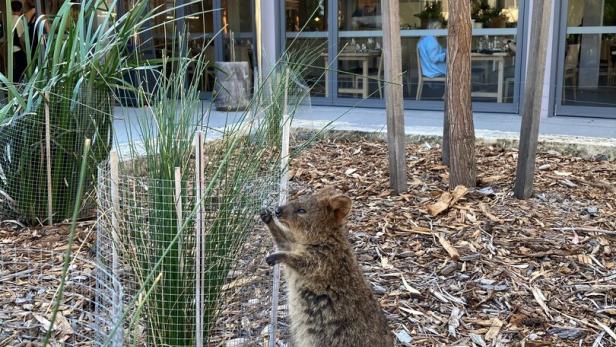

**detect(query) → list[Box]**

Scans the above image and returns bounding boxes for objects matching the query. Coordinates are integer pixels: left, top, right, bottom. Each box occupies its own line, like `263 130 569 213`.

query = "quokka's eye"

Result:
295 208 306 214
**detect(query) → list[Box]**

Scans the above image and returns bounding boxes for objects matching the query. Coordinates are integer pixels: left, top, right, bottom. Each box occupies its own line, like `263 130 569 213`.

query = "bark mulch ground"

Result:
1 137 614 346
286 138 615 347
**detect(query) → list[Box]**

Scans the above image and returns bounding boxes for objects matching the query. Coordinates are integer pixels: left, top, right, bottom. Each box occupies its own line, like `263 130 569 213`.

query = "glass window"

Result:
286 0 327 32
562 0 616 107
402 0 519 103
222 0 254 64
337 0 382 99
285 0 328 97
185 0 215 92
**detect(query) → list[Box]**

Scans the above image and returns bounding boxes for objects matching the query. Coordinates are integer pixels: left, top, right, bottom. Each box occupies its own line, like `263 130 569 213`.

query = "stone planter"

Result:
213 62 251 111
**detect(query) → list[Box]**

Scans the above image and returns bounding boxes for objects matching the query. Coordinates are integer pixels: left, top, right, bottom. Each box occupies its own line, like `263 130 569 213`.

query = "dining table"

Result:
322 49 382 99
471 50 509 103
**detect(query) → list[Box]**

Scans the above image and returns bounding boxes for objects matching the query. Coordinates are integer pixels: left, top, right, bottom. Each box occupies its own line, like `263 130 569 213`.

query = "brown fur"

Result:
261 188 394 347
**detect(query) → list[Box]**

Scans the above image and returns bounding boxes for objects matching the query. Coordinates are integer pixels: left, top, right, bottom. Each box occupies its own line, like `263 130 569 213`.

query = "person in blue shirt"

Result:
417 21 447 78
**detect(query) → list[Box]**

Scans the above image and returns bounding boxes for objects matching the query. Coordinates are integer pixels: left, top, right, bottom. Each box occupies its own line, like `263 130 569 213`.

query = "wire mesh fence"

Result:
0 84 113 225
0 247 117 345
96 136 281 346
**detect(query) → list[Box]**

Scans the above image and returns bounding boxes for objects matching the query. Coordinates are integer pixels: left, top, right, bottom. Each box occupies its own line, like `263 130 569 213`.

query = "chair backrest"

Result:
416 49 424 81
565 44 580 69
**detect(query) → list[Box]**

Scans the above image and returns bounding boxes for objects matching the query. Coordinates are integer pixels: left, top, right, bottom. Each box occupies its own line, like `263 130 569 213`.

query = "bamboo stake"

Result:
268 68 291 347
109 150 123 346
44 92 53 225
175 167 184 270
194 131 204 347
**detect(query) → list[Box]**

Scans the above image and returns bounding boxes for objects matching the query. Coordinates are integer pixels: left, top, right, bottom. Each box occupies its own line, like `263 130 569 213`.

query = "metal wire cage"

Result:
0 84 113 225
0 247 118 345
96 141 280 346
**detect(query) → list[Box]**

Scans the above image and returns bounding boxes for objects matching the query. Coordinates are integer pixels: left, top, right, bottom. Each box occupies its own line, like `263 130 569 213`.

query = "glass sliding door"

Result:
282 0 526 111
222 0 254 66
185 0 215 94
401 0 522 111
556 0 616 117
337 0 383 100
285 0 329 98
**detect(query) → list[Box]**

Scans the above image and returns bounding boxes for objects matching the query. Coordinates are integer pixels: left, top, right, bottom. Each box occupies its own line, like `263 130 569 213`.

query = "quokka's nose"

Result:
275 206 282 217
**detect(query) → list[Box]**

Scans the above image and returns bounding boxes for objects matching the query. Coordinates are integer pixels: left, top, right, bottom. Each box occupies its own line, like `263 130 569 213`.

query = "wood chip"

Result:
437 233 460 261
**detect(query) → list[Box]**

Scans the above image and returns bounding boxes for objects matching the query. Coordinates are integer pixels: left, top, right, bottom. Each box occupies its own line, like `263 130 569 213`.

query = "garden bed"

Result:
1 137 615 346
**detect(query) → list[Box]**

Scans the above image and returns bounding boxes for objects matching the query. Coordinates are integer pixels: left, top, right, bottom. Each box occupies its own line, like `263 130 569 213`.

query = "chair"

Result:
564 44 580 100
416 50 445 100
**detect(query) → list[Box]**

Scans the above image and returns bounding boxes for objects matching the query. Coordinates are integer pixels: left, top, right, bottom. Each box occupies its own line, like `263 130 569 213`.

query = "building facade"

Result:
279 0 616 119
5 0 614 118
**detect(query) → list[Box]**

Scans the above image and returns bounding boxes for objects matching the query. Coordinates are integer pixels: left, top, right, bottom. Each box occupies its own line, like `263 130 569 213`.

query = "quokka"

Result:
261 187 394 347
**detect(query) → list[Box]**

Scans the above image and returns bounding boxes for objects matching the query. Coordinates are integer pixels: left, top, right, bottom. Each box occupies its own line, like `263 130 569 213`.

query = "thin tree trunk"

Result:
442 84 450 165
446 0 475 188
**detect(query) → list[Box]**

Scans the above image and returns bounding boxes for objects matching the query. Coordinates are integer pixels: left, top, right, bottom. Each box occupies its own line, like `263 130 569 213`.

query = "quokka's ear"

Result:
329 195 352 223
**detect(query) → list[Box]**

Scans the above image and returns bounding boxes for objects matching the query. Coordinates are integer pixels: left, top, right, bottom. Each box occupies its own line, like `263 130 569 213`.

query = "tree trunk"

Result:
442 84 450 165
446 0 476 188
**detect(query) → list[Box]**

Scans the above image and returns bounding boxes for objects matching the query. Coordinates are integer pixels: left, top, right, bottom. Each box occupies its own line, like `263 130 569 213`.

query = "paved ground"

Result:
112 103 616 147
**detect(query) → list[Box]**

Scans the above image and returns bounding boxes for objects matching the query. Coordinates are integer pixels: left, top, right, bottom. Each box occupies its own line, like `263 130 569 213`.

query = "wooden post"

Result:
174 167 184 269
268 68 291 347
194 131 204 347
44 92 53 225
109 150 124 347
381 0 407 195
514 1 552 199
446 0 476 188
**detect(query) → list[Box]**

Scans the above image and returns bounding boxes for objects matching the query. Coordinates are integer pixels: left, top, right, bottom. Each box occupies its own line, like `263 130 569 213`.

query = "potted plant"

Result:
471 0 508 28
415 2 445 29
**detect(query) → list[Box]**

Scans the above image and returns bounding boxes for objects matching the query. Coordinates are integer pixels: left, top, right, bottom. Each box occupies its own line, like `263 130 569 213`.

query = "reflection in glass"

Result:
339 0 381 30
398 0 519 30
285 1 328 96
563 0 616 107
185 1 215 92
222 0 254 66
337 1 382 99
286 0 327 31
562 34 616 107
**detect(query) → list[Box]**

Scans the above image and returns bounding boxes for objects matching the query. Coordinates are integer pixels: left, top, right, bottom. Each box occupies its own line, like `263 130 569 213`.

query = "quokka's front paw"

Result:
265 253 283 266
260 209 273 224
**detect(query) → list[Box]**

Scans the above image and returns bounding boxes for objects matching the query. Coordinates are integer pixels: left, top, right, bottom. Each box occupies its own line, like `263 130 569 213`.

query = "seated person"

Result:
417 21 446 78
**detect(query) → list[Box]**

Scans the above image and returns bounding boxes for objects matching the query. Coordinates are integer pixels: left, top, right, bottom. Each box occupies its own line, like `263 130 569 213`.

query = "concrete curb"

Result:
293 121 616 161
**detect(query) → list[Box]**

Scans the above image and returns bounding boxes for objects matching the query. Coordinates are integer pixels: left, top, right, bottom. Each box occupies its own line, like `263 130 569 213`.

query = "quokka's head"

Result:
275 187 352 242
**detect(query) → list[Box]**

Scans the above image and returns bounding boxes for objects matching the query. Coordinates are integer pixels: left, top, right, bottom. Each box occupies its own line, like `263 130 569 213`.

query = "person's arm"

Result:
427 37 446 63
